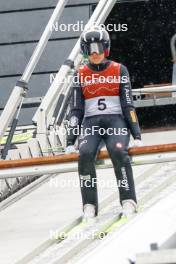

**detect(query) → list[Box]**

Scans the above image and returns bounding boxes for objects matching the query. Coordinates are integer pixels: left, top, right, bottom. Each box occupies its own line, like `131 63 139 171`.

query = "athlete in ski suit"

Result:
66 26 141 219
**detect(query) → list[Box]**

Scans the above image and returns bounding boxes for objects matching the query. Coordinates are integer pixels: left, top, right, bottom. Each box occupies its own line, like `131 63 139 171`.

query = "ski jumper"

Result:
67 60 141 215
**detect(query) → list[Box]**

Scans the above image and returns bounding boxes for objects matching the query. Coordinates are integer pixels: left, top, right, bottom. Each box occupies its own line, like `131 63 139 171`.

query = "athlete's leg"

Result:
78 117 101 215
103 115 137 204
95 139 105 165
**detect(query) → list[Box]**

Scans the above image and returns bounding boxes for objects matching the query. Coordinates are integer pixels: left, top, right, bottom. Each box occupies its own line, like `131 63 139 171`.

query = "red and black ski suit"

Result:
67 59 141 215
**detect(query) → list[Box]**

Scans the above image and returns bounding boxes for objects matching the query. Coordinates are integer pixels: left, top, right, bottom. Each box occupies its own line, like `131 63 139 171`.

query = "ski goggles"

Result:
88 42 104 55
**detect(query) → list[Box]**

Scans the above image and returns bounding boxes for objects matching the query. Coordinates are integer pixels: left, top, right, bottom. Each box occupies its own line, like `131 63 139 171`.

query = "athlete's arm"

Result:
67 72 85 146
119 65 141 140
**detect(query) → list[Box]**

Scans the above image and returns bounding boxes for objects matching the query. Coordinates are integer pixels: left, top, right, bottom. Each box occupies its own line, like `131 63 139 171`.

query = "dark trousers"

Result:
78 114 137 215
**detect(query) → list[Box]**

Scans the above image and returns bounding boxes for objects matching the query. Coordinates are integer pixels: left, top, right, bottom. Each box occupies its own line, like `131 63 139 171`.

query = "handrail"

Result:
0 0 68 143
132 85 176 95
0 143 176 169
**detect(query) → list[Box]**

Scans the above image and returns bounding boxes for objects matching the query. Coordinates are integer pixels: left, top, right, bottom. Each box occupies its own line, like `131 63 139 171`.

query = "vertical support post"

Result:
36 109 50 156
171 34 176 97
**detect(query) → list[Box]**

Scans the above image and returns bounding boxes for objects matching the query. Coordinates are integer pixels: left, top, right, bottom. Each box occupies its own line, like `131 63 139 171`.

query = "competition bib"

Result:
84 96 122 117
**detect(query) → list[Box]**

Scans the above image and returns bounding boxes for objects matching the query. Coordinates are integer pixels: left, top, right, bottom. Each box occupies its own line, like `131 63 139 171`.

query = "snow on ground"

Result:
76 189 176 264
0 130 175 263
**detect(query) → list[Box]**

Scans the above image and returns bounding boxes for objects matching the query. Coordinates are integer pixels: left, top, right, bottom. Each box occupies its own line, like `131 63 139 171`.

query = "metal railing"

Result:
0 143 176 179
0 0 69 145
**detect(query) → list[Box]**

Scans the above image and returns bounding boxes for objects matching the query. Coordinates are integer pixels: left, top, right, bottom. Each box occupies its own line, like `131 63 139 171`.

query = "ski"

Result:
95 206 144 239
54 218 93 242
93 213 123 239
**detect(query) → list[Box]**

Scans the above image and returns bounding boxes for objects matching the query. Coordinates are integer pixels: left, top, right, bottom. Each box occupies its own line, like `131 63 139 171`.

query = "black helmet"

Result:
80 26 110 57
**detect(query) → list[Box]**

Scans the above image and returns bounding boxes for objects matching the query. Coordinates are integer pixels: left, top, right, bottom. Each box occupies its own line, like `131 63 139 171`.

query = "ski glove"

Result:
65 145 77 154
129 139 143 148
